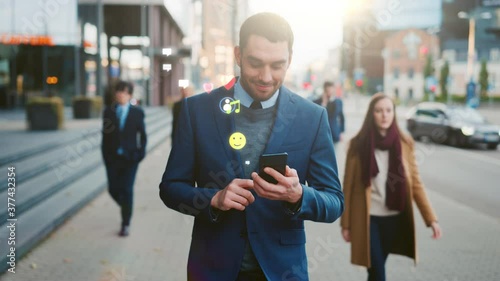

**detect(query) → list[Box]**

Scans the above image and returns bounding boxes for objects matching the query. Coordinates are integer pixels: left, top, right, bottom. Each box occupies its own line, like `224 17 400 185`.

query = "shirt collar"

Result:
234 79 279 109
118 102 130 110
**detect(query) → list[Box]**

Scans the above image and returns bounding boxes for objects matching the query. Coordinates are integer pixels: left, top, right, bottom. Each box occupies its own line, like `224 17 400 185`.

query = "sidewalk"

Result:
0 107 102 163
1 97 500 280
1 120 500 281
0 138 192 281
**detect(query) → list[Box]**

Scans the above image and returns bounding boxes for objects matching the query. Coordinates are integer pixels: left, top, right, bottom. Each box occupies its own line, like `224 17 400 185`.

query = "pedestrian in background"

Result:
340 93 442 281
171 86 193 142
314 81 345 143
159 12 343 281
102 80 147 237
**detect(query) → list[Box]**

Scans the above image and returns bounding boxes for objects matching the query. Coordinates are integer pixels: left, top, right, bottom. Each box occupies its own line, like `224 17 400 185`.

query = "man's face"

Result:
235 35 291 102
115 88 131 105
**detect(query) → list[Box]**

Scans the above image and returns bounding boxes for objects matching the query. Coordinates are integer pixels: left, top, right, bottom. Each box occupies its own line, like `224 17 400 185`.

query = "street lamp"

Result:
458 10 492 107
458 10 492 82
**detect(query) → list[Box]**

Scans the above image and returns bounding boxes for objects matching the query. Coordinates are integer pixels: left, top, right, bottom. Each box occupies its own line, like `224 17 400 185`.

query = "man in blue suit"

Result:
159 13 343 281
314 81 345 144
102 80 147 237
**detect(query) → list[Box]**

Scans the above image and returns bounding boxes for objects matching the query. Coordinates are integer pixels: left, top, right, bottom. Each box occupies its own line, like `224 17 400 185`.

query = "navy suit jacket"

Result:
314 98 345 142
160 84 344 281
101 104 147 164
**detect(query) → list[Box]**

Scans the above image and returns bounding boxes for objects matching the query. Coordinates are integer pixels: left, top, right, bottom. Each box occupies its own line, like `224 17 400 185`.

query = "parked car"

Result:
406 102 500 150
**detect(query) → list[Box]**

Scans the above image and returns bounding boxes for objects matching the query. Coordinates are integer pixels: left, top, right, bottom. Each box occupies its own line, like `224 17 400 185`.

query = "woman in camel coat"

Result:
340 93 442 281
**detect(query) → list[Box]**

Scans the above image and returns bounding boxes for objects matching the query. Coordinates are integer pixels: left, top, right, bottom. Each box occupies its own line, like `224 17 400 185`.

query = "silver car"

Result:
406 102 500 150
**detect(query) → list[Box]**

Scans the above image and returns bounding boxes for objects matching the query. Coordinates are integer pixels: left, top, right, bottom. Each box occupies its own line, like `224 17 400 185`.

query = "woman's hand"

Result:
341 229 351 242
430 221 442 239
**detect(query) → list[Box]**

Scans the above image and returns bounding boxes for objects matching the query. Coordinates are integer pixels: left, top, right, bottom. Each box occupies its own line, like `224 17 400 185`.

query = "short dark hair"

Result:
239 12 294 52
115 80 133 95
323 81 334 89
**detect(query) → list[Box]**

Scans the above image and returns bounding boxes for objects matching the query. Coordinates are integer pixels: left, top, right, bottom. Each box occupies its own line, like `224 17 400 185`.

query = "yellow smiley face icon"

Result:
229 132 246 150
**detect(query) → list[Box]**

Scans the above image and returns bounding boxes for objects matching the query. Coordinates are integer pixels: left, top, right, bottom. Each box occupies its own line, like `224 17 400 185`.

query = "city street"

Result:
346 95 500 220
2 1 500 280
1 94 500 281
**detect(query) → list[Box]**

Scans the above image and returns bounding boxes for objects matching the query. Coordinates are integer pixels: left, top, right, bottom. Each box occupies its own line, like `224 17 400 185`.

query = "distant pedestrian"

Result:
340 93 442 281
171 86 193 141
102 80 147 237
314 81 345 143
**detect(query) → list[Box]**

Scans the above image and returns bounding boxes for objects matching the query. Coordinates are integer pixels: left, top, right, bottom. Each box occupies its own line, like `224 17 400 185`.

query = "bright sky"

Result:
249 0 347 71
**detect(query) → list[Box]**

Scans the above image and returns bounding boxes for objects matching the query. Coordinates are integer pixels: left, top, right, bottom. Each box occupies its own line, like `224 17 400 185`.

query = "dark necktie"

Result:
250 101 262 109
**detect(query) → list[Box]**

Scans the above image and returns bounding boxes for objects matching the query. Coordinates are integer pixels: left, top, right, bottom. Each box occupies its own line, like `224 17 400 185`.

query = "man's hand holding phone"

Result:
211 152 302 212
252 165 303 204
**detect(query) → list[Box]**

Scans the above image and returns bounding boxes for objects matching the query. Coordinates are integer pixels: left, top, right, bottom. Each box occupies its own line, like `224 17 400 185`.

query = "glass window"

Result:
490 48 500 61
394 68 400 79
417 109 446 120
408 68 414 79
457 50 467 62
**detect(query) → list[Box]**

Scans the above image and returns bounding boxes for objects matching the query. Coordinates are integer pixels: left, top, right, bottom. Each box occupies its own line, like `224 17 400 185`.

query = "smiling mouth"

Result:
256 84 272 89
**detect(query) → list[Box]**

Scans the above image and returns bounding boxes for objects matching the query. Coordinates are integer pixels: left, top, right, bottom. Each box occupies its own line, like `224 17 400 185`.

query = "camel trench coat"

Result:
340 138 438 268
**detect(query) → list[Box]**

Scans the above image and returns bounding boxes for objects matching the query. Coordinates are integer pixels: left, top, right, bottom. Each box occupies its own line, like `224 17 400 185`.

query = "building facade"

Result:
196 0 248 91
438 0 500 98
0 0 80 107
0 0 190 108
383 29 440 101
438 48 500 97
341 0 442 95
79 0 190 106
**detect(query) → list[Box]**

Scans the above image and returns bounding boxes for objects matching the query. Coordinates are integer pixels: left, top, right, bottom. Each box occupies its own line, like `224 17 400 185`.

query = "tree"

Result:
423 55 434 101
479 59 489 98
423 55 434 78
440 61 449 101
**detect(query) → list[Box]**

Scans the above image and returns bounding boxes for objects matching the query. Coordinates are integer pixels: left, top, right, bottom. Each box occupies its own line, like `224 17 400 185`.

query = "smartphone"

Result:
258 152 288 184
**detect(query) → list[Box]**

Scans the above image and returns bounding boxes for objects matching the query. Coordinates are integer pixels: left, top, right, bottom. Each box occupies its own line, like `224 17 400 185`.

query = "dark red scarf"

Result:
362 122 407 211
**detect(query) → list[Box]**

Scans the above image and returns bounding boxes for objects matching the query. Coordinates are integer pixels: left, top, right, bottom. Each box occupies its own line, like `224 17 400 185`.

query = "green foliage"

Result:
480 95 500 102
440 61 449 101
423 55 434 100
73 95 103 107
479 59 489 98
26 96 65 129
72 96 103 118
451 95 467 103
423 55 434 78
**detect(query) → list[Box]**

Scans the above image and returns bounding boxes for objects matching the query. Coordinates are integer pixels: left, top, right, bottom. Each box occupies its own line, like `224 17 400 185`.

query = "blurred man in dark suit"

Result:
314 81 345 143
102 80 147 237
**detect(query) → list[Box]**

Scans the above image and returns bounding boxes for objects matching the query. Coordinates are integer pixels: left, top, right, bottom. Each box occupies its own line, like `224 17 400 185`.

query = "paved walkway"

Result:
1 97 500 280
0 107 102 162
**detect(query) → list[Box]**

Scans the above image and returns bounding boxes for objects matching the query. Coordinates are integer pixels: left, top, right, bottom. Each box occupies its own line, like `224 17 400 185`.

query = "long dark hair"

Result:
349 93 410 156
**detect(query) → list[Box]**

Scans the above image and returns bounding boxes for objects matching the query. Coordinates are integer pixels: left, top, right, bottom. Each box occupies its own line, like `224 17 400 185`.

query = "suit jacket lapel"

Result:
264 87 297 154
123 106 133 131
211 86 243 178
110 104 120 132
